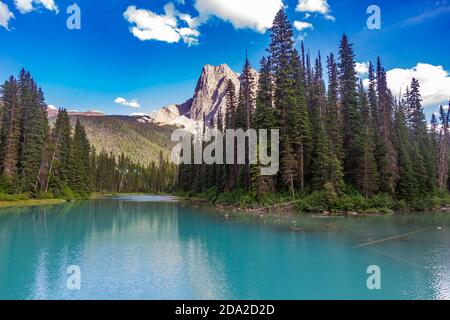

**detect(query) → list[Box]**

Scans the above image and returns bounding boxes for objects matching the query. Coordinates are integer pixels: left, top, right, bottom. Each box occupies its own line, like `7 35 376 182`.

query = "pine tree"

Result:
375 58 398 194
68 118 91 197
0 77 21 187
326 53 344 163
224 79 238 191
236 55 257 190
436 104 450 190
17 70 49 193
269 8 295 133
289 49 313 191
253 57 276 195
269 9 300 193
338 34 361 186
46 109 72 194
355 80 379 197
310 53 344 193
395 100 418 200
405 78 436 194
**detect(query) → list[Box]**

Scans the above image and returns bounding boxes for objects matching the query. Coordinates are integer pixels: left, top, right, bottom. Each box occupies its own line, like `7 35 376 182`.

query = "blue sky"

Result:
0 0 449 117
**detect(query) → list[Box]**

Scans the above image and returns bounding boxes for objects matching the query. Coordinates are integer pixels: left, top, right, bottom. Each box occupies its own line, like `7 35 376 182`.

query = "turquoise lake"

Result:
0 195 449 300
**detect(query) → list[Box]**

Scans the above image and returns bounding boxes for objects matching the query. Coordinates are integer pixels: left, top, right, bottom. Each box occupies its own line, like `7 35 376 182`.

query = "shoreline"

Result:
0 199 67 209
177 194 450 218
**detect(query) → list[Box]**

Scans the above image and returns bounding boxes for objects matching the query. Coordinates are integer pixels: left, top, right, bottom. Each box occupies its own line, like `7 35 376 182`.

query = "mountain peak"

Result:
149 63 259 129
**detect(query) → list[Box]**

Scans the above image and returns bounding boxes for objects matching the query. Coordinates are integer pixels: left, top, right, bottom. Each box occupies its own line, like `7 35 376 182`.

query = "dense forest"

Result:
178 9 450 213
0 70 176 200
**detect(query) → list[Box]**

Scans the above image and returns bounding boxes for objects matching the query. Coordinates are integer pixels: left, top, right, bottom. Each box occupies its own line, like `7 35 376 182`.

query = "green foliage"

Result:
0 193 29 201
0 175 13 194
61 186 77 200
36 191 54 200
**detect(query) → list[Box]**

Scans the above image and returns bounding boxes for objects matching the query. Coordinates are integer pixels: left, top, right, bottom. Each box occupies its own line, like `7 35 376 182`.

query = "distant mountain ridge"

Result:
44 63 257 164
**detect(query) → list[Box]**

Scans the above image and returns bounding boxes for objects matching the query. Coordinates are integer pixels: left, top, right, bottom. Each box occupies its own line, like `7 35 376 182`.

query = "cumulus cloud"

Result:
386 63 450 108
115 97 141 108
14 0 59 14
124 0 284 45
194 0 283 33
124 4 200 46
296 0 335 21
293 20 313 32
0 1 14 30
355 62 370 77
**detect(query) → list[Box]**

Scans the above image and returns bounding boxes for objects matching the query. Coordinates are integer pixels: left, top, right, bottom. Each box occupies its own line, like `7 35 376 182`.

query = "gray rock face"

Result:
150 64 258 127
149 99 192 124
189 64 241 123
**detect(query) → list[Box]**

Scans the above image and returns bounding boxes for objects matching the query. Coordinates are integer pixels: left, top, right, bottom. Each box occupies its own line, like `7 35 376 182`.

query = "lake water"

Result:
1 195 449 300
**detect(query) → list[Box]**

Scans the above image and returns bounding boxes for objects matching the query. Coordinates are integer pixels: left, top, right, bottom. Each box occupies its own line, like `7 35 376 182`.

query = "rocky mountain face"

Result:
149 63 259 128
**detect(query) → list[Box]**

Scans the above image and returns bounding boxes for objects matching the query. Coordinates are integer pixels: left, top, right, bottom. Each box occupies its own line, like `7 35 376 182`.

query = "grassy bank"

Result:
175 188 450 215
0 198 66 209
0 192 78 210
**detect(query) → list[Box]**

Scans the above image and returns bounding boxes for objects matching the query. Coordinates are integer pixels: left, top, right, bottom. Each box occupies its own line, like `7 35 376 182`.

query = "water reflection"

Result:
1 197 450 300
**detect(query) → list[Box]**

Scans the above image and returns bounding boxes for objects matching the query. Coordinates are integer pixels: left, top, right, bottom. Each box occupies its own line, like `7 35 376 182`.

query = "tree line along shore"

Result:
176 9 450 215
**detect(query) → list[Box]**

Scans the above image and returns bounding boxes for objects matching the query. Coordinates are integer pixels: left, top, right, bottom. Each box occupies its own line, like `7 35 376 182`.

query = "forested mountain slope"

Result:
49 115 176 165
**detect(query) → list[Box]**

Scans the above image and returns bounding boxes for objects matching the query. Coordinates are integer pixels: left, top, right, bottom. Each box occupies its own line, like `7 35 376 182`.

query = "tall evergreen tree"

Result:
355 80 379 197
46 109 72 194
326 53 344 162
236 55 257 190
436 104 450 190
289 49 313 191
405 78 436 193
18 70 49 193
395 99 418 200
68 118 91 197
0 77 21 186
375 58 398 194
253 57 277 195
338 34 361 185
224 80 238 191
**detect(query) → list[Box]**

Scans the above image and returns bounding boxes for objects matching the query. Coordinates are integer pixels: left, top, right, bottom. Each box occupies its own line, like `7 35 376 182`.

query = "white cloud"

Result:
296 0 335 21
293 20 313 32
194 0 283 33
123 4 200 46
355 62 370 77
14 0 58 14
0 2 14 30
115 97 141 108
386 63 450 108
124 0 284 45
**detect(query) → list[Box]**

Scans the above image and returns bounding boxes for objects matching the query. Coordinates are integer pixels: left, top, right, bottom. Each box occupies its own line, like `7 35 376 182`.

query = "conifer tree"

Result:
326 53 344 163
436 104 450 190
375 58 398 194
224 80 238 190
0 77 21 186
338 34 361 185
289 49 313 191
46 109 72 194
68 118 91 197
405 78 436 193
236 55 256 190
18 70 49 193
355 80 379 197
253 57 276 195
395 100 418 200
